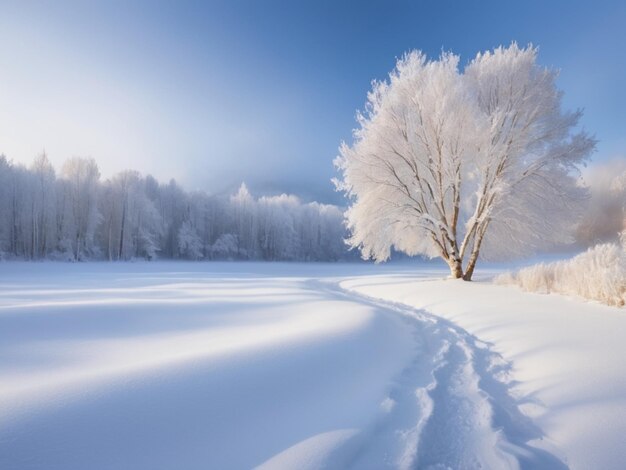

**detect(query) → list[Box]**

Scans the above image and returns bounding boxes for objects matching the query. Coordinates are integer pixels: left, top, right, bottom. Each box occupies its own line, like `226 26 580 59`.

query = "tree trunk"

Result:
119 200 127 260
31 200 36 260
462 223 489 281
75 231 81 261
107 216 113 261
462 251 478 281
448 258 463 279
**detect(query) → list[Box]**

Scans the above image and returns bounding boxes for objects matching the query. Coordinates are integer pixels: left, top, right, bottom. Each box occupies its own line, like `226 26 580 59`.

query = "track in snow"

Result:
326 281 568 469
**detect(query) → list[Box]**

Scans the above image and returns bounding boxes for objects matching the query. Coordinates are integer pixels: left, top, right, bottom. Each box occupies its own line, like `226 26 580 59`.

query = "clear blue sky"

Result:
1 0 624 203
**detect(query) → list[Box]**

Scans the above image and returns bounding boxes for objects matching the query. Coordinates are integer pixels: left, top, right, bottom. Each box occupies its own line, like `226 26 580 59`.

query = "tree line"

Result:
0 153 348 261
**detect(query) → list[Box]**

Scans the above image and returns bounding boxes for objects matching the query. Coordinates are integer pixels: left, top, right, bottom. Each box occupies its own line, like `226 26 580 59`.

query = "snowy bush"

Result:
178 221 203 260
211 233 239 260
495 236 626 307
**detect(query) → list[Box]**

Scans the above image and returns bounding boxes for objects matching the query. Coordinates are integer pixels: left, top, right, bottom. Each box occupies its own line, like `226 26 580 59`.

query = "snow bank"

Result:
494 238 626 306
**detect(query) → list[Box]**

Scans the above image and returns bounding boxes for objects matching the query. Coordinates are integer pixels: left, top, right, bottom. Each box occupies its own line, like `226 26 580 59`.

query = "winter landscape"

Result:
1 2 625 470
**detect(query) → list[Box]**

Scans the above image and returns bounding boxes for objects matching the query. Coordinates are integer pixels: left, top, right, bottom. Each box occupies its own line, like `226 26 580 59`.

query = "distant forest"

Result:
0 153 349 261
1 152 622 263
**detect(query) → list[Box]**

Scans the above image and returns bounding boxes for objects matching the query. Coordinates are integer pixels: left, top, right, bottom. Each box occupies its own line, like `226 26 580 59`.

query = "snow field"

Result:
0 263 434 469
2 261 625 469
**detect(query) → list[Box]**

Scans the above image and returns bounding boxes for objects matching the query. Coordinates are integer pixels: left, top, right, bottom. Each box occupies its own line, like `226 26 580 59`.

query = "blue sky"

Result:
1 0 624 203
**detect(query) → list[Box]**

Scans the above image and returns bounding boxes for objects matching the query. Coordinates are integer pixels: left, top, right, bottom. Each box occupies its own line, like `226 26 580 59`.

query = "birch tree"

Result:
30 152 56 258
0 156 12 258
61 157 101 260
231 183 258 258
335 44 595 280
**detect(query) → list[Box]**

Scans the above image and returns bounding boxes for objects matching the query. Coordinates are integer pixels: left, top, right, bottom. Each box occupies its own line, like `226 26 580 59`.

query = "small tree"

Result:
335 44 595 280
178 220 203 260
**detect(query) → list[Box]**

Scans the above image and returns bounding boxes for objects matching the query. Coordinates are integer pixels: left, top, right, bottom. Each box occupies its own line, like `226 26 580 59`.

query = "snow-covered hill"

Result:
1 262 624 469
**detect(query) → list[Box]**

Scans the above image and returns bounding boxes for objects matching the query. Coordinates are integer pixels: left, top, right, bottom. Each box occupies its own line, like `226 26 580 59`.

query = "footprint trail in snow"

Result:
326 283 567 470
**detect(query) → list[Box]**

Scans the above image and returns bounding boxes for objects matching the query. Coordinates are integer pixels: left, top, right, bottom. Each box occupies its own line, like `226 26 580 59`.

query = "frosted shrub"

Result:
496 238 626 307
511 263 555 294
211 234 239 260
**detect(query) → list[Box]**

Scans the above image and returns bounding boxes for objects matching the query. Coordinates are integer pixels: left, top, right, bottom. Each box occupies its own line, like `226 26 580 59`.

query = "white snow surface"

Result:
343 269 626 470
1 262 625 469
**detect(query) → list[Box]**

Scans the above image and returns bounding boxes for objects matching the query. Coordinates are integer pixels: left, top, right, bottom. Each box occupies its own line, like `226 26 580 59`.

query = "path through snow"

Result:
328 282 566 470
342 271 626 470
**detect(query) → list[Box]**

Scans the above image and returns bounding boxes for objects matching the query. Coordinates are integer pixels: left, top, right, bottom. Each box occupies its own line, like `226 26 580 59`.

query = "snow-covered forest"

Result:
0 154 347 261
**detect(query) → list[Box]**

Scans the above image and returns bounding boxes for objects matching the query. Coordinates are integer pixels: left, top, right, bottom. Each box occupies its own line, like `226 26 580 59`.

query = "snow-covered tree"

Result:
211 233 239 260
159 179 188 258
178 220 203 260
29 152 57 259
231 183 258 258
0 156 13 258
0 158 30 257
61 157 101 260
577 160 626 246
335 44 595 280
100 170 162 260
257 194 299 260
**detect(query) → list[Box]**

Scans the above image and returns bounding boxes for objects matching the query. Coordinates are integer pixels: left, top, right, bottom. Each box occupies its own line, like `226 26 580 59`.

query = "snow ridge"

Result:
335 284 568 469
